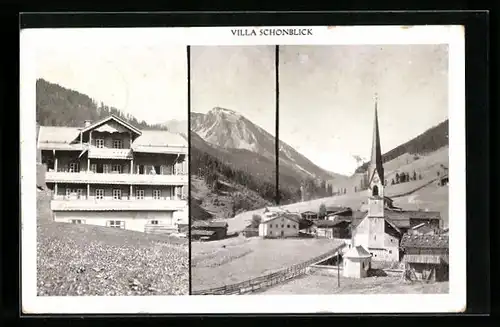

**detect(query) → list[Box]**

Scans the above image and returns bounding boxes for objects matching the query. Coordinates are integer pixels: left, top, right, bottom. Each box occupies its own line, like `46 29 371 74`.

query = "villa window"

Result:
90 164 97 173
136 189 144 199
69 162 79 173
153 189 161 200
111 164 122 174
107 220 125 229
287 224 290 228
150 220 159 225
95 189 104 200
66 188 83 199
281 224 284 228
103 164 110 174
113 139 123 149
270 231 273 235
112 189 122 200
96 139 104 148
70 219 83 224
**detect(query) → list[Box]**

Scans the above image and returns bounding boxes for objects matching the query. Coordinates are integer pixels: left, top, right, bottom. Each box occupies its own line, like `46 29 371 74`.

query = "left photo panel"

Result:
26 29 189 297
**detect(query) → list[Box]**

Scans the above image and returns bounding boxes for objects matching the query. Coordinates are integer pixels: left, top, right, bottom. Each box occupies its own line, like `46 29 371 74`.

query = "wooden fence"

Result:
191 244 346 295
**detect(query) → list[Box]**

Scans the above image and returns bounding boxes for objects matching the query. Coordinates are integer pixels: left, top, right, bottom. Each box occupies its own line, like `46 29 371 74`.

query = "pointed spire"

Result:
369 93 384 183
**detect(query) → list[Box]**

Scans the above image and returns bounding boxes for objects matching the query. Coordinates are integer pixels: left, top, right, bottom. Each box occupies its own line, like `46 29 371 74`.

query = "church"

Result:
350 96 442 262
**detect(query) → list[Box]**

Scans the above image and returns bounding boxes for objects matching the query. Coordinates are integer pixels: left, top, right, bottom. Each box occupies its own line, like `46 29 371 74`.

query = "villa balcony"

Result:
50 198 187 211
87 147 133 160
45 171 188 186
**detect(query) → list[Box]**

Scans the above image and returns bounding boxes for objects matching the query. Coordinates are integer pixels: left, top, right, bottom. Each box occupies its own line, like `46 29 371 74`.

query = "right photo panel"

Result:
272 44 450 294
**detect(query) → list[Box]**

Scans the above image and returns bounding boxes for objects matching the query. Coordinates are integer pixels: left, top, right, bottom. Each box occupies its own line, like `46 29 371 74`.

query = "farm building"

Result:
311 219 351 239
343 245 372 278
191 220 228 241
259 213 300 238
401 233 449 282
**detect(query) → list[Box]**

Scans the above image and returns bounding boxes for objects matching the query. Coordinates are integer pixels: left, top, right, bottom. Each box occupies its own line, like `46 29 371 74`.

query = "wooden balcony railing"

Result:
51 199 187 211
88 148 133 159
45 171 188 186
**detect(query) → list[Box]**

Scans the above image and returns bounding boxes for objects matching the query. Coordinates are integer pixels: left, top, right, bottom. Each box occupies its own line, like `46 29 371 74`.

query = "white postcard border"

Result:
21 25 465 314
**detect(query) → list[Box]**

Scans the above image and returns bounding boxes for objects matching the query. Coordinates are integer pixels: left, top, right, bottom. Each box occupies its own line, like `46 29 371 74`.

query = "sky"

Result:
190 46 276 134
34 29 188 124
279 44 449 176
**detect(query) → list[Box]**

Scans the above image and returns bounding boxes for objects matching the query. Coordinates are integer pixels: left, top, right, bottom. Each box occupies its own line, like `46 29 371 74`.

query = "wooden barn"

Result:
311 219 351 239
401 234 449 282
191 220 228 241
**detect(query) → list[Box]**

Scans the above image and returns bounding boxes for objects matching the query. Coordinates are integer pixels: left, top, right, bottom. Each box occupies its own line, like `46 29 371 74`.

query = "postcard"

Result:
21 25 465 314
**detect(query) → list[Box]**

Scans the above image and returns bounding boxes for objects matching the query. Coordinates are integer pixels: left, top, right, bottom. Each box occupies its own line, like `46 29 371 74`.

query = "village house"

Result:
38 115 188 233
259 212 300 238
401 233 449 282
190 220 228 241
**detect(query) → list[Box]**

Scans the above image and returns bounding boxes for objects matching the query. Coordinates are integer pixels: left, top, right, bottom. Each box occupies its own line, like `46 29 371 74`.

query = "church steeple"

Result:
368 94 384 193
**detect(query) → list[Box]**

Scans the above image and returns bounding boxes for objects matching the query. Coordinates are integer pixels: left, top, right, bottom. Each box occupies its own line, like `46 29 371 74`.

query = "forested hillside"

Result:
36 79 166 130
355 119 449 174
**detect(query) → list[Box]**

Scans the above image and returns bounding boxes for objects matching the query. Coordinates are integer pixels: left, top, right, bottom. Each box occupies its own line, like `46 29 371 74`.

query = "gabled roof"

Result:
385 209 441 221
133 130 187 152
384 218 402 234
411 223 435 234
37 126 83 150
192 220 228 229
38 117 187 152
261 213 300 224
345 245 372 259
400 234 449 249
80 115 142 136
191 230 216 236
301 211 318 215
325 205 346 212
312 219 351 228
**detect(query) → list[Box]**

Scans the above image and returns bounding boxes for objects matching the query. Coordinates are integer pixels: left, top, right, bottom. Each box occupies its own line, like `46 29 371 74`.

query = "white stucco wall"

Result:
259 216 299 237
343 257 370 278
54 210 175 233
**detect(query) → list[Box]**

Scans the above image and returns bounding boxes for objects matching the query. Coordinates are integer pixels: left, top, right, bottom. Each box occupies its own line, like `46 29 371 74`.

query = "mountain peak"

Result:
210 107 241 117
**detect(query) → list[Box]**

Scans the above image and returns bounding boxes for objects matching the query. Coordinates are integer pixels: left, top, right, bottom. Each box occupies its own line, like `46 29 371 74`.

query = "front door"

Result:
281 231 284 237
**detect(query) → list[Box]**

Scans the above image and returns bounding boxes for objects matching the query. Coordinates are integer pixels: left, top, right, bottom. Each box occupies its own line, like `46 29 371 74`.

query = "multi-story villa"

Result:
37 115 188 233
